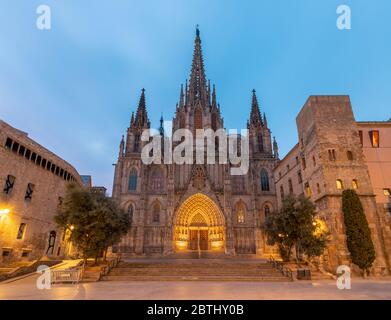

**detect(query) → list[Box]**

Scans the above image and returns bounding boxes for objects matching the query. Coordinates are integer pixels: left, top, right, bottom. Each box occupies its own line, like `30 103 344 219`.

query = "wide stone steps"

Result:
103 275 289 282
168 251 230 259
102 260 292 282
109 269 280 276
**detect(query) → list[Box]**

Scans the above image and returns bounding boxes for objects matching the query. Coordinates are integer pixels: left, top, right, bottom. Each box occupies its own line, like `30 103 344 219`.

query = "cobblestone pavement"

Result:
1 273 391 300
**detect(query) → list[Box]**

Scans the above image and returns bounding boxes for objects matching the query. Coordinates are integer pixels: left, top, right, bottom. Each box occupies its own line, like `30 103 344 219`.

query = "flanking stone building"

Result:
112 28 279 256
274 96 391 275
0 120 81 263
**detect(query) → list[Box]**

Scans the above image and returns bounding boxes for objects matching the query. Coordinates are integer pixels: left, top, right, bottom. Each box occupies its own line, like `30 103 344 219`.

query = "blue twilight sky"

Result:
0 1 390 193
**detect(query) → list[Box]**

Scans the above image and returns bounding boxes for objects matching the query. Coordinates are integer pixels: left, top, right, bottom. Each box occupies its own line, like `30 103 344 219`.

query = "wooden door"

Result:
188 230 198 250
199 230 208 250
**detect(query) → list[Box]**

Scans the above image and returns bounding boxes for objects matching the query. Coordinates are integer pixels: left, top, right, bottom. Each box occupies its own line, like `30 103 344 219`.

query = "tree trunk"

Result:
363 269 368 279
288 243 293 262
103 247 108 262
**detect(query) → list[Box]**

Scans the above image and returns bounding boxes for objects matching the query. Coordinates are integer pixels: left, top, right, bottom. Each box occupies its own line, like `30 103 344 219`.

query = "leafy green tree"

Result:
342 189 375 275
55 183 130 264
264 195 328 262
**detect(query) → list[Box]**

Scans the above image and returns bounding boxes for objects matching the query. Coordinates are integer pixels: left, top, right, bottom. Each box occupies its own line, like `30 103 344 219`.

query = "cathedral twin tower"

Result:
112 28 279 256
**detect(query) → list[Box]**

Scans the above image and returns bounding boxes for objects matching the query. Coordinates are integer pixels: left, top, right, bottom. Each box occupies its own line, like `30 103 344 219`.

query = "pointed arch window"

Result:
128 169 138 191
194 108 203 129
152 202 160 223
236 202 246 224
151 168 164 193
260 169 270 191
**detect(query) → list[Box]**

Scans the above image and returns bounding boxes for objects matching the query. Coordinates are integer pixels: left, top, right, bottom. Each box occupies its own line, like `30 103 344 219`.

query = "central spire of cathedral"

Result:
250 89 263 127
133 88 150 129
188 26 209 108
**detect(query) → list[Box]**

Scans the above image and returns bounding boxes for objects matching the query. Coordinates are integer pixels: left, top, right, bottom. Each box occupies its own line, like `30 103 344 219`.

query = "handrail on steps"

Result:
269 256 294 281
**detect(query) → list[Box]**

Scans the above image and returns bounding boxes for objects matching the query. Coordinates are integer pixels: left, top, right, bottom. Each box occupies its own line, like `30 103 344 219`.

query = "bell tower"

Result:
247 89 276 158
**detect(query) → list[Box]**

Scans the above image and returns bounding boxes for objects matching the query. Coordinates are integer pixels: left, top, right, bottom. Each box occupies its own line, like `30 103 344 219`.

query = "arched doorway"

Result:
174 193 225 252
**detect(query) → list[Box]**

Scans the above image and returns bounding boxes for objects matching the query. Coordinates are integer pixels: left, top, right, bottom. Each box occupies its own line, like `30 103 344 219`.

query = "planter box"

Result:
297 268 311 280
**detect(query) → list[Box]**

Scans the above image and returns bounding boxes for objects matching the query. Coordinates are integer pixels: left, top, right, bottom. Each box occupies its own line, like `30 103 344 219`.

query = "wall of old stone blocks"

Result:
0 121 81 263
274 96 391 274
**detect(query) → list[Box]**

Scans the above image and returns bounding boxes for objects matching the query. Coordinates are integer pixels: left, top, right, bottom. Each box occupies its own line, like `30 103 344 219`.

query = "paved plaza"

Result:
1 272 391 300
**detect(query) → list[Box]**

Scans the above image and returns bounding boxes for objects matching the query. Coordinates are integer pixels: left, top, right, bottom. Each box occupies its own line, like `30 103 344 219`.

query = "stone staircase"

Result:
168 251 229 259
102 258 292 282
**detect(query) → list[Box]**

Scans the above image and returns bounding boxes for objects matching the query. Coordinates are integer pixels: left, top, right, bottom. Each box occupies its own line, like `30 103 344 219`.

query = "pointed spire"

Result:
207 79 211 106
159 115 164 136
188 26 208 107
263 112 268 128
134 88 150 128
119 135 124 158
273 136 279 159
211 84 217 110
130 112 135 126
250 89 263 127
185 79 188 108
179 84 185 110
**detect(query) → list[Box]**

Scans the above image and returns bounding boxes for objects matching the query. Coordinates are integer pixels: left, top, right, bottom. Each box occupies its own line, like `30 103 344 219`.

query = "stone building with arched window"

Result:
273 96 391 275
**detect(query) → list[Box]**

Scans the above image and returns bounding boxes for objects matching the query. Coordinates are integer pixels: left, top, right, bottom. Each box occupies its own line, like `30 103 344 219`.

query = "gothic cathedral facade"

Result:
112 29 279 256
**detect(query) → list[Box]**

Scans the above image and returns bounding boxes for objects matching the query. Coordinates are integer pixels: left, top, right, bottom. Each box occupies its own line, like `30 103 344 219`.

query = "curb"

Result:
0 262 67 285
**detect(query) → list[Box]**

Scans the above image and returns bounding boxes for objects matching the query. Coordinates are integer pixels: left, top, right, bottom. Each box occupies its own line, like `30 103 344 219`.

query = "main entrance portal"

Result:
188 230 208 250
174 193 225 252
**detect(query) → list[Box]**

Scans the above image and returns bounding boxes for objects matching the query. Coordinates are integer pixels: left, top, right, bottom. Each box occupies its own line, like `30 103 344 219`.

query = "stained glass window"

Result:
260 169 270 191
128 169 138 191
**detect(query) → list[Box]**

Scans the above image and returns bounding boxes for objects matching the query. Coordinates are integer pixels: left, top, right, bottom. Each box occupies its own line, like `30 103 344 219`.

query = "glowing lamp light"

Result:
211 241 223 250
69 225 75 231
0 208 10 216
313 219 327 236
175 240 188 250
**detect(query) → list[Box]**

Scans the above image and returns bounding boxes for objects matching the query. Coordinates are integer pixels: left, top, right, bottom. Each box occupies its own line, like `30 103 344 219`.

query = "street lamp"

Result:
0 208 10 216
